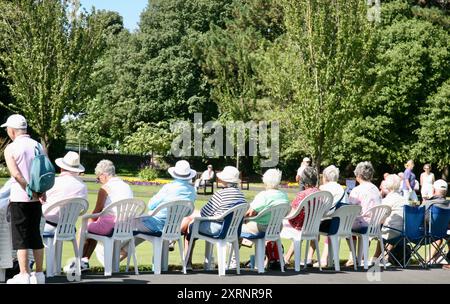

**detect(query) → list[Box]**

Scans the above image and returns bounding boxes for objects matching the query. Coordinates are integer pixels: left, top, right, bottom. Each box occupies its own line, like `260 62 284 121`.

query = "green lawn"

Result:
1 177 387 272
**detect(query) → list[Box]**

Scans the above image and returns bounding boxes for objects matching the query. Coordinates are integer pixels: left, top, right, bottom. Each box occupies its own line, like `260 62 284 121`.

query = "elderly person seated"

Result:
119 160 197 257
347 161 382 266
242 169 289 235
423 179 449 264
379 173 390 198
42 151 87 233
181 166 247 269
194 164 214 190
311 165 348 267
283 166 319 266
64 160 133 273
373 174 408 263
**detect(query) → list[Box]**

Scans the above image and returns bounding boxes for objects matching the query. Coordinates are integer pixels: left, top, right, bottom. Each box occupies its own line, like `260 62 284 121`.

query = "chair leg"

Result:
103 240 113 277
178 237 186 274
226 243 233 270
234 240 240 275
349 236 357 271
276 240 285 273
330 236 340 272
304 240 310 270
55 240 63 276
129 239 139 275
0 269 5 283
44 238 54 278
362 235 369 270
204 242 213 271
185 238 194 272
327 237 333 268
294 240 301 272
162 240 169 272
256 239 265 274
315 238 322 271
153 238 163 275
217 241 227 276
357 236 363 267
379 236 386 270
71 239 81 279
113 240 121 273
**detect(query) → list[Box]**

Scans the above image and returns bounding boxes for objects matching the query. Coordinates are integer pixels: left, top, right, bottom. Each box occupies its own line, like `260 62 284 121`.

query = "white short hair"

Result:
354 161 374 181
262 169 282 189
323 165 339 182
384 174 401 192
95 159 116 177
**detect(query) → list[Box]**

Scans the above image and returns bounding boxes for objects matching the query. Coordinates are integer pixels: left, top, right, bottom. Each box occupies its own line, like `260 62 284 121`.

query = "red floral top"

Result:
288 187 319 230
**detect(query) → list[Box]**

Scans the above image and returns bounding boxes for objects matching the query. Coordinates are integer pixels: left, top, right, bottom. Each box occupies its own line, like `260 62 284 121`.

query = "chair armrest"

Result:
80 212 103 235
383 226 402 233
192 216 224 223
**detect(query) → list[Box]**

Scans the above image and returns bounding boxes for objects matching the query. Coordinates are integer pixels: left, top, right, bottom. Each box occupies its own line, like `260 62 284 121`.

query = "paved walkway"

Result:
44 267 449 284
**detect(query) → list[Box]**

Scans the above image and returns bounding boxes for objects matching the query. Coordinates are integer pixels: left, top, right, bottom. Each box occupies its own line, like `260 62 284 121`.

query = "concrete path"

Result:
44 266 449 284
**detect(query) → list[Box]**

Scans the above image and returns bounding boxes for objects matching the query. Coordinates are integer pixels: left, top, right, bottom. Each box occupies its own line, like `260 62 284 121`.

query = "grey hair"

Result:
301 166 318 187
354 161 374 181
384 174 401 192
262 169 282 189
323 165 339 183
95 159 116 177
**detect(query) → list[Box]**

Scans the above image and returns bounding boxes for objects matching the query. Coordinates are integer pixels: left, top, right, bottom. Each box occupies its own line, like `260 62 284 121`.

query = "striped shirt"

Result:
201 186 246 217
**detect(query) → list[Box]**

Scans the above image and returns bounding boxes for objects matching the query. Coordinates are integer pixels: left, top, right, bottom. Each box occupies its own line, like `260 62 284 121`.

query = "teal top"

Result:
250 189 289 226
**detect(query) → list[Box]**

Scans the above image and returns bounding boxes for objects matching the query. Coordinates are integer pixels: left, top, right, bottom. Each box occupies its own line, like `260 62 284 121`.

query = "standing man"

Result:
296 157 311 191
3 114 46 284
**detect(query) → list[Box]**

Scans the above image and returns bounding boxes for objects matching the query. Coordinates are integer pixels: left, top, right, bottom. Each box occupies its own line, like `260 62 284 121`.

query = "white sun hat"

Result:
217 166 240 184
168 160 197 180
433 179 448 191
55 151 85 173
303 157 311 162
1 114 27 129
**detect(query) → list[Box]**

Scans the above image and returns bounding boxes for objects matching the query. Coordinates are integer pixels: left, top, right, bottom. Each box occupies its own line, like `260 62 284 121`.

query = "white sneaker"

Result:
64 258 90 273
6 273 30 284
30 272 45 284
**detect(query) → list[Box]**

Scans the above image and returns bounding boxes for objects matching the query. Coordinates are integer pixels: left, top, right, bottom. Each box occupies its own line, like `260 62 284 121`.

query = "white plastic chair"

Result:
280 191 333 272
42 198 89 278
352 205 392 270
133 200 194 275
0 206 12 282
185 203 248 276
79 199 146 276
241 202 290 273
319 205 362 271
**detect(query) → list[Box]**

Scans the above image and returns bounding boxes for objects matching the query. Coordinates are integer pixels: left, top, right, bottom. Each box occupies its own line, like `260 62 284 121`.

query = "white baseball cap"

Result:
303 157 311 162
1 114 27 129
433 179 448 191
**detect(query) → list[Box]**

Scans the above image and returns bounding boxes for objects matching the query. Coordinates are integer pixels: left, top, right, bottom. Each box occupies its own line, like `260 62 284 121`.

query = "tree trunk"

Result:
40 137 50 156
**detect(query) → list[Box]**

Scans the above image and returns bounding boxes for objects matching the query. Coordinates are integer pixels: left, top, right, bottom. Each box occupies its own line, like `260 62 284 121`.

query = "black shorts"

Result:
9 201 44 250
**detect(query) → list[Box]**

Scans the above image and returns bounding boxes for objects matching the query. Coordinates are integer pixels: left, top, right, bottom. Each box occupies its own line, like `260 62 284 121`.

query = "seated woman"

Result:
347 161 382 266
314 165 347 267
282 166 319 265
181 166 247 269
42 151 87 233
373 174 408 263
242 169 289 235
64 160 133 273
194 164 214 190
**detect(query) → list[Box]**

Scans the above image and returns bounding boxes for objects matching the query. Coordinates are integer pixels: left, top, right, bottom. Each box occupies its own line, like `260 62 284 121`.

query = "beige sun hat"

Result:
217 166 240 184
55 151 85 173
168 160 197 180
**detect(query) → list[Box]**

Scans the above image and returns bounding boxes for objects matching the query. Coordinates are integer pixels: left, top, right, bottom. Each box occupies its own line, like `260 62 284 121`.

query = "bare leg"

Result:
82 239 98 259
284 242 294 264
320 243 329 266
17 249 30 274
307 240 316 262
33 249 44 273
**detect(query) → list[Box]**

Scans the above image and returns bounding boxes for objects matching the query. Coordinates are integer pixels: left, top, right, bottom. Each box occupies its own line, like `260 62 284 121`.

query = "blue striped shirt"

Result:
201 186 246 217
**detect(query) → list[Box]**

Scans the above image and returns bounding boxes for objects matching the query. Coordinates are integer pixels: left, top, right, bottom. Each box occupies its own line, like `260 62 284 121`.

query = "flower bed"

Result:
122 177 171 186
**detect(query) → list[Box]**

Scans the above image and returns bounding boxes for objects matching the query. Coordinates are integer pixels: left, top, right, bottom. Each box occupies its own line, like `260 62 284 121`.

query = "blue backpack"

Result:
25 144 55 199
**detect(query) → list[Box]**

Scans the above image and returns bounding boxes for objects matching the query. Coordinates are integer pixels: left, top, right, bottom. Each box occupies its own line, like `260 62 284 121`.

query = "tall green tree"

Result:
259 0 376 174
0 0 106 152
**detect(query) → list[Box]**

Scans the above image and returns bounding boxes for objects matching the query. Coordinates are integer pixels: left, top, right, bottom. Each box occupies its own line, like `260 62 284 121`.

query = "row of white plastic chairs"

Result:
42 191 392 278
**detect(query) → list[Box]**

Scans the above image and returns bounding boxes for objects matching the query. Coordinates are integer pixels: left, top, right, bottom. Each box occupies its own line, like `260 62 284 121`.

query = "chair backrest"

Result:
429 205 450 239
364 205 392 236
329 205 362 237
403 205 426 240
103 199 146 240
257 202 290 241
216 202 249 242
154 200 194 240
44 198 89 241
293 191 333 237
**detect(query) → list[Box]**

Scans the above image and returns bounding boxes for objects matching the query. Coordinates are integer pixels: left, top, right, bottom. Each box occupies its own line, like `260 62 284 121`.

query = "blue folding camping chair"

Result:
426 205 450 266
384 205 427 268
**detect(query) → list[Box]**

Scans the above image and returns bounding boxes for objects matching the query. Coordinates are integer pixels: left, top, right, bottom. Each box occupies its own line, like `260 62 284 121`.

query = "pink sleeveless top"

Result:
9 134 40 202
